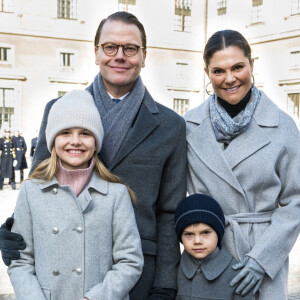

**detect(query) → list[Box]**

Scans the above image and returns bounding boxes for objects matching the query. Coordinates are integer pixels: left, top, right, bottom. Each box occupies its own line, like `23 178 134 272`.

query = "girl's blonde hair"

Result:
29 147 136 204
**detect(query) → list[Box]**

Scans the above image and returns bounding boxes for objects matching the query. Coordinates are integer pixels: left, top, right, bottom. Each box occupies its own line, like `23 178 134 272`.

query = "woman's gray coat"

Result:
8 172 143 300
184 91 300 299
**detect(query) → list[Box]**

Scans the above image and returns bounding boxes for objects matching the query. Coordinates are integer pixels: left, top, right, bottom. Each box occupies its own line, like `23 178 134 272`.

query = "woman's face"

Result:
205 46 253 105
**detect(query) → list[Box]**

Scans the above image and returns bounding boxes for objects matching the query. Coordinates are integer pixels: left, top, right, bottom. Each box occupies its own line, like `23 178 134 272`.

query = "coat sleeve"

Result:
247 117 300 279
31 98 59 173
84 185 144 300
152 116 187 291
7 182 47 300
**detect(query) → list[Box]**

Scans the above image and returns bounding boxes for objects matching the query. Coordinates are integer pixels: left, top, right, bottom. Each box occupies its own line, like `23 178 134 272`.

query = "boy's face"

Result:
181 223 218 259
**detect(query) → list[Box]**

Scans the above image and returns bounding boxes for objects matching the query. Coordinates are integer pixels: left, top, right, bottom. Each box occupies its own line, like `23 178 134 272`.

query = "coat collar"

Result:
38 171 108 195
39 172 108 213
101 88 160 170
185 90 279 127
180 247 233 281
185 91 278 194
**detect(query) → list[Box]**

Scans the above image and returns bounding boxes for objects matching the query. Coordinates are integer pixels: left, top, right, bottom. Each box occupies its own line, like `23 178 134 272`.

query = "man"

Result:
0 130 16 190
12 130 28 182
0 12 186 299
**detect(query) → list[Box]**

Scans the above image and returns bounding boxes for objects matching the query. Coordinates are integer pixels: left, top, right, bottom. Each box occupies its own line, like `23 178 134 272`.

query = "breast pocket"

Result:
132 157 164 187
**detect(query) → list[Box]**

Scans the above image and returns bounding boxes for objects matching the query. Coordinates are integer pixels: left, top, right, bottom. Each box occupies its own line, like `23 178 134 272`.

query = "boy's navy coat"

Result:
31 86 187 293
176 247 254 300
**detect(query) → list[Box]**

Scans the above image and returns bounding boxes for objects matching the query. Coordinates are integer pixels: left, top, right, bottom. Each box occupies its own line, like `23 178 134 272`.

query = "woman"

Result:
184 29 300 299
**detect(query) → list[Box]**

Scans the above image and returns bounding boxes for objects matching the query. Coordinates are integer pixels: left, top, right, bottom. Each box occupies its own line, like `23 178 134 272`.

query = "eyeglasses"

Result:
99 43 144 57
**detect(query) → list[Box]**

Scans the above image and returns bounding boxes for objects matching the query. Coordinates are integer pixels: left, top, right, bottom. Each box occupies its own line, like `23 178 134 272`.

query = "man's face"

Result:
95 20 146 97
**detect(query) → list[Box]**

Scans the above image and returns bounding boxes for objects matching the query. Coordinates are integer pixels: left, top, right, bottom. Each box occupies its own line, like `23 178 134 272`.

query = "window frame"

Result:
174 0 192 33
291 0 300 15
57 0 77 20
251 0 264 24
57 48 77 71
0 43 14 66
173 98 190 116
217 0 227 16
118 0 136 13
0 87 15 130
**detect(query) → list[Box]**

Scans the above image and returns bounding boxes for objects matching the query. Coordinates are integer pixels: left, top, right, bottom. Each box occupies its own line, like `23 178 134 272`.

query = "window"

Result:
173 98 189 116
0 0 14 12
176 62 189 80
289 48 300 69
251 0 263 24
0 47 10 62
291 0 300 15
0 44 13 65
217 0 227 16
0 88 15 130
57 0 76 19
287 93 300 117
58 91 67 97
60 52 74 67
57 48 77 72
118 0 136 14
174 0 192 32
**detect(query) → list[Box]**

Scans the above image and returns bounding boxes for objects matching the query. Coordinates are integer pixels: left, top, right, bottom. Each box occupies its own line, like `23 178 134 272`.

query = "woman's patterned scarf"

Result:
210 85 261 144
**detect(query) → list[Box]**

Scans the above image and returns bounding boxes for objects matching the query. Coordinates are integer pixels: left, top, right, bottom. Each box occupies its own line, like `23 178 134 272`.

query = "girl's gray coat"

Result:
184 91 300 299
8 172 143 300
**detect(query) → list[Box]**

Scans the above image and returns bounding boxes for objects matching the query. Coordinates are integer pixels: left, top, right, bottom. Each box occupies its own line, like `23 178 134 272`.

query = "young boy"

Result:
175 194 254 300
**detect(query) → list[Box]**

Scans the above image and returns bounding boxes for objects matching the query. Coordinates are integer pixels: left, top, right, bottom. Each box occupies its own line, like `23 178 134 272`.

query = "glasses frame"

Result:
99 43 144 57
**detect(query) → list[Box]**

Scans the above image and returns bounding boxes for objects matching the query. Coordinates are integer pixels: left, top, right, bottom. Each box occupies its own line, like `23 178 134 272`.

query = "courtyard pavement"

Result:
0 181 299 299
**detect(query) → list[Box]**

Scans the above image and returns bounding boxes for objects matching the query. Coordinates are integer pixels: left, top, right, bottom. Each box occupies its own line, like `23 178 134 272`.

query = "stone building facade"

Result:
0 0 299 145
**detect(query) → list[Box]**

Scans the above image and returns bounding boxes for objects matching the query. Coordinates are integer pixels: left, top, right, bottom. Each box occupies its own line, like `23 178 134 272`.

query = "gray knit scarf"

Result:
210 85 261 144
87 73 145 164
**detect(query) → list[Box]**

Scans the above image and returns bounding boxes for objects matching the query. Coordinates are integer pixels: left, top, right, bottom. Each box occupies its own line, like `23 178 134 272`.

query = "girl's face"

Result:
205 46 253 105
55 128 96 170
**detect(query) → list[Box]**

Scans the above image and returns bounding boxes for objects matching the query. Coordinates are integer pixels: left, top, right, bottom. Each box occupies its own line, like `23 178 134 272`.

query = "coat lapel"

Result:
224 92 279 169
79 172 108 213
186 107 245 195
224 120 270 169
108 91 159 170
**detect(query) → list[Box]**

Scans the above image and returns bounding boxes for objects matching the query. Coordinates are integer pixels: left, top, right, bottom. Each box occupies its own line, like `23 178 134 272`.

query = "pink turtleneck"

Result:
56 159 95 196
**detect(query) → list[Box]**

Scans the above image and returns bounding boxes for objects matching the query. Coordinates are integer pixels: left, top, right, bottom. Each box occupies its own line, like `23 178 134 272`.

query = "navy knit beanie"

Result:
175 194 225 247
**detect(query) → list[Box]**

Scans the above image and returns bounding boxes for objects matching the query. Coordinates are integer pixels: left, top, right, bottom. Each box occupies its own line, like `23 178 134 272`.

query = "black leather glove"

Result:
0 217 26 266
148 287 176 300
230 256 265 296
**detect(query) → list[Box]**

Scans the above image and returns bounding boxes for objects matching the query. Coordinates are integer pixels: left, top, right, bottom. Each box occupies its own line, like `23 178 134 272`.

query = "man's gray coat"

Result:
184 91 300 299
8 172 143 300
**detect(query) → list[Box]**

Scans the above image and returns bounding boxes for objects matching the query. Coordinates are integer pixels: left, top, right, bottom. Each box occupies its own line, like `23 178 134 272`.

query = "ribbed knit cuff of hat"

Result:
56 158 95 196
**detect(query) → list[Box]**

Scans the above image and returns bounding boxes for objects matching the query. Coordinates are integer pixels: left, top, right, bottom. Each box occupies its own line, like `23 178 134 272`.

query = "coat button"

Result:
76 227 83 233
52 227 59 234
53 270 60 276
75 268 82 275
52 188 58 194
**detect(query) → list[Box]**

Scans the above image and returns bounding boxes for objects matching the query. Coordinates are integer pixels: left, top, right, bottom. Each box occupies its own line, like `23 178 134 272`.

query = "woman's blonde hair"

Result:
29 147 136 204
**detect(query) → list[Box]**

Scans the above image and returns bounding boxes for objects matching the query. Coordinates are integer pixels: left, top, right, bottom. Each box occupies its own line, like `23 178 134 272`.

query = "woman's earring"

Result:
251 74 255 87
205 82 214 96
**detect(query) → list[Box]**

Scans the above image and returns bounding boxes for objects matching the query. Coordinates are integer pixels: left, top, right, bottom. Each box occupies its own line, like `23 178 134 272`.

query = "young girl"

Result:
8 90 143 300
